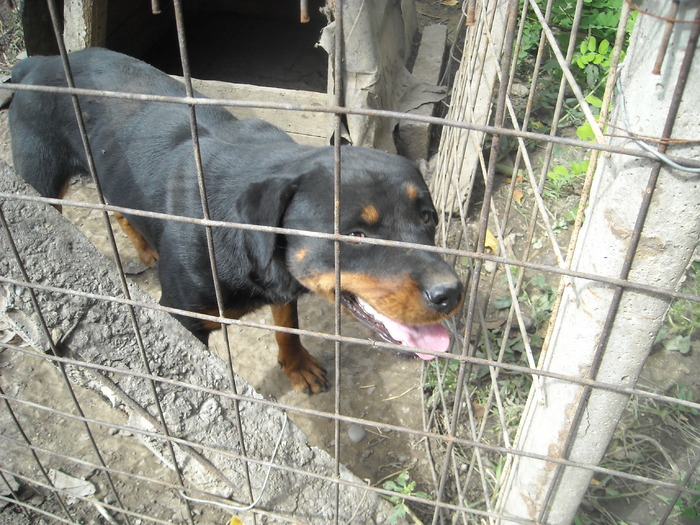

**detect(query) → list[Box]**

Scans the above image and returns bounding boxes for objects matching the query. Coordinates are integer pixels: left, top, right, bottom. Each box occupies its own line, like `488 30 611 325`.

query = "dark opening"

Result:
142 1 329 92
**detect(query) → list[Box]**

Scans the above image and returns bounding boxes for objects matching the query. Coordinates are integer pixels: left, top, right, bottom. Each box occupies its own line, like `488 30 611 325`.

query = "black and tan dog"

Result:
9 48 463 393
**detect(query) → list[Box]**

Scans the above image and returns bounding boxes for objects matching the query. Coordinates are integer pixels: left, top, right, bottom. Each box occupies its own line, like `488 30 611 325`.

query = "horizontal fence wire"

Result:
0 0 698 524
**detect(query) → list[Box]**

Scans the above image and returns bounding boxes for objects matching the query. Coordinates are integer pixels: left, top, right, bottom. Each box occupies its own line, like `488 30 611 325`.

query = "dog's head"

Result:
286 147 464 359
238 146 464 358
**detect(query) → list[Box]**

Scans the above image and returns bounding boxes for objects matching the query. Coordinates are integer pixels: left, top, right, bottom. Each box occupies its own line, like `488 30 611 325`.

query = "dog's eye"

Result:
345 231 366 245
420 210 436 224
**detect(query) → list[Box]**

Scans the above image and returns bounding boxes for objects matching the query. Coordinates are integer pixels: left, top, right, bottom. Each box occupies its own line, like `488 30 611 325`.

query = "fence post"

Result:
495 1 700 523
431 1 509 215
63 0 107 52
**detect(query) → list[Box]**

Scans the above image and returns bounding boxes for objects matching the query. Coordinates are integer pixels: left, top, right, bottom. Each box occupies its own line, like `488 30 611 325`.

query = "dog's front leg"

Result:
271 302 328 394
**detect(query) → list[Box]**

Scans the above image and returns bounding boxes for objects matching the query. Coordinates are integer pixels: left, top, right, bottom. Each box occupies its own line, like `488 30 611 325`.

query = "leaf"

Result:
586 94 603 108
663 334 692 354
513 188 524 204
229 518 244 525
484 229 498 253
598 38 610 54
529 273 547 289
471 401 486 419
552 165 569 177
484 319 506 330
384 480 398 491
576 122 596 142
440 0 459 5
587 36 597 52
493 296 512 310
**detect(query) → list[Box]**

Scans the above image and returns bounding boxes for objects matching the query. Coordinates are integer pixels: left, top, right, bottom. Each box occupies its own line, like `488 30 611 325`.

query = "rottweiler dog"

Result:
9 48 463 393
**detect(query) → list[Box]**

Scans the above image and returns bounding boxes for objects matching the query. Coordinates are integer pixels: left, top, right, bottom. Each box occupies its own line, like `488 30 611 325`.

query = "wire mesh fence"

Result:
0 0 699 524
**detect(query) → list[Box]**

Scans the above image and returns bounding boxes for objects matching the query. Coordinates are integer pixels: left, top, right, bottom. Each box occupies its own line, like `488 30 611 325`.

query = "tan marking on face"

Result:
300 272 457 325
406 183 419 200
361 204 380 224
295 248 307 262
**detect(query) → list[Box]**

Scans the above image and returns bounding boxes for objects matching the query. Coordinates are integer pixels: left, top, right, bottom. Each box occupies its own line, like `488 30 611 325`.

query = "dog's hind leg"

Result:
271 302 328 394
114 213 159 268
9 103 77 200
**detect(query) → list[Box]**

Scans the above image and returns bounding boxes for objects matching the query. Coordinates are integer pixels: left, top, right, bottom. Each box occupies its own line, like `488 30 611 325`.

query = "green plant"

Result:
656 261 700 355
517 0 636 126
656 482 700 522
673 384 700 417
544 159 589 199
424 358 461 407
382 470 430 524
573 36 614 91
675 482 700 521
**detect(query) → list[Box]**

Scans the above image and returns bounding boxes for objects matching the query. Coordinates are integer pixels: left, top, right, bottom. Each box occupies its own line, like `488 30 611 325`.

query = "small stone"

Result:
347 425 366 443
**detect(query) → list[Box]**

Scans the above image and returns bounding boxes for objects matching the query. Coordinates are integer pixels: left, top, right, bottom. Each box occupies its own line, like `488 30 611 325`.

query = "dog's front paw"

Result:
279 348 328 394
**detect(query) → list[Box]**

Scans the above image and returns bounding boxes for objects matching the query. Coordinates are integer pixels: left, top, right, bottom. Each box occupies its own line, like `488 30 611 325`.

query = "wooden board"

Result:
186 78 331 146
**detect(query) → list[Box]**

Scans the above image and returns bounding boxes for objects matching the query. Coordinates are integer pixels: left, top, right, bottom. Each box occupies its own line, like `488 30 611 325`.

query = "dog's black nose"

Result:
424 277 463 315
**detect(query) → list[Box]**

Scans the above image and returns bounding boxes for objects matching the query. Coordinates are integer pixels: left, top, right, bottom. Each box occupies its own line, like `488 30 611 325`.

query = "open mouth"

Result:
340 292 451 360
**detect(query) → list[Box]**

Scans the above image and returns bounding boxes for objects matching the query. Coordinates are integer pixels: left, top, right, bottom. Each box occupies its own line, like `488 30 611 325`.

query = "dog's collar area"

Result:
339 292 451 360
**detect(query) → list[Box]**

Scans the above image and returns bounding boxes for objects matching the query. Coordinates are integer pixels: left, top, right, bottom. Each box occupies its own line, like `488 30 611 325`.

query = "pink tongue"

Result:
378 315 451 360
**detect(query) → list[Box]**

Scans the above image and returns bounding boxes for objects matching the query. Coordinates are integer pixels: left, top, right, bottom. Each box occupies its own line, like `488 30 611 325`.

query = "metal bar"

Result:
3 326 699 416
2 190 127 524
44 2 196 521
0 383 75 522
170 0 256 513
2 82 698 169
432 2 520 523
652 0 680 74
2 389 697 509
332 2 345 522
657 453 700 524
0 212 696 311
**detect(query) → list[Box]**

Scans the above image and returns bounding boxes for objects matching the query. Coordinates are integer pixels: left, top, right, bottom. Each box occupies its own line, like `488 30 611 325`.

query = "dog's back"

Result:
9 48 292 199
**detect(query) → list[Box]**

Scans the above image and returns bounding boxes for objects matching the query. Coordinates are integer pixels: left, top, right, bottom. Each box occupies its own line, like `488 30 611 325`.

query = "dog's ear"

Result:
235 177 300 270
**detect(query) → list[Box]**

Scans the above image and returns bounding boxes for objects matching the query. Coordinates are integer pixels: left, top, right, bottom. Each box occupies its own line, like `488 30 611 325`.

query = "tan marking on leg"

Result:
200 306 258 332
272 302 328 394
114 212 159 268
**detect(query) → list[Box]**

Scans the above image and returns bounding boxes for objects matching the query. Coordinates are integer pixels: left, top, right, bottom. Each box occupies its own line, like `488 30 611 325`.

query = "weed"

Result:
573 36 614 91
424 358 461 408
517 0 636 126
544 159 588 199
577 387 700 524
674 482 700 521
656 482 700 522
656 261 700 356
382 470 430 524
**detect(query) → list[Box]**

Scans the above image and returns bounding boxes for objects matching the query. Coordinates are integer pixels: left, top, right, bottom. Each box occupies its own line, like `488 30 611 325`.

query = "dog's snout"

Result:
424 277 463 315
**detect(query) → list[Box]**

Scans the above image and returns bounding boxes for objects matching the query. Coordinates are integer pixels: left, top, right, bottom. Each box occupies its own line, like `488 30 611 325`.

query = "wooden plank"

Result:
432 2 509 213
398 24 448 161
184 78 331 146
63 0 108 52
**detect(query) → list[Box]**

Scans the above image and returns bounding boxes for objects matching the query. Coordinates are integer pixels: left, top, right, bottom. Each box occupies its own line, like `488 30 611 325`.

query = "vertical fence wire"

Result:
170 0 256 513
332 1 345 522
